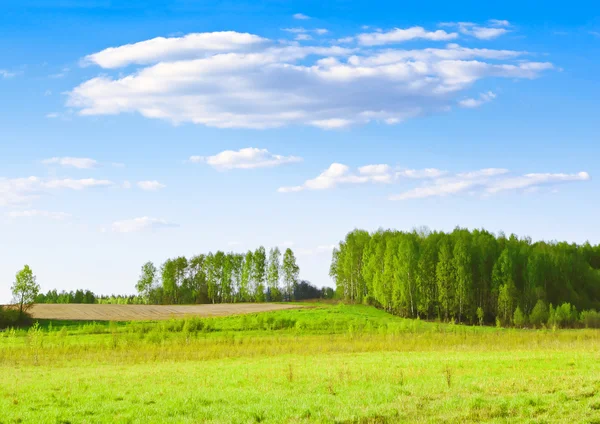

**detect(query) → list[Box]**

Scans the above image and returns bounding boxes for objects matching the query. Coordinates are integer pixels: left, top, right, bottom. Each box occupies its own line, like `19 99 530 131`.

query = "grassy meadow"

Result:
1 304 600 423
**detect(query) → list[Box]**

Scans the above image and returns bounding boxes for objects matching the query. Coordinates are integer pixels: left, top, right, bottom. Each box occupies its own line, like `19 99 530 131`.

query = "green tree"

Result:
252 247 267 302
267 247 282 301
529 299 548 327
11 265 40 318
282 248 299 301
513 306 526 328
240 251 254 302
136 261 157 304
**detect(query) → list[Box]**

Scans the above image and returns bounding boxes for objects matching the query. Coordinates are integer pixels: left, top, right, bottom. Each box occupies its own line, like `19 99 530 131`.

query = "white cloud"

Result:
46 113 60 119
390 169 590 200
278 163 393 192
397 168 446 179
111 216 177 233
488 19 510 27
456 168 508 178
0 176 112 207
42 157 98 169
42 178 112 190
7 210 71 220
293 13 310 20
390 179 478 200
486 172 590 194
442 21 510 40
295 34 312 41
191 147 302 170
459 91 496 108
137 180 166 191
67 28 552 129
282 27 328 40
0 70 16 78
357 27 458 46
84 32 268 68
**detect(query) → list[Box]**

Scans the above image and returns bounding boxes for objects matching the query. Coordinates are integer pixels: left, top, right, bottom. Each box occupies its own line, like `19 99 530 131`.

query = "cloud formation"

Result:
111 217 177 233
459 91 496 108
357 27 458 46
293 13 310 20
67 23 553 129
390 170 590 200
279 163 590 199
278 163 393 192
42 157 98 169
0 176 112 207
190 147 302 170
441 20 511 40
137 180 166 191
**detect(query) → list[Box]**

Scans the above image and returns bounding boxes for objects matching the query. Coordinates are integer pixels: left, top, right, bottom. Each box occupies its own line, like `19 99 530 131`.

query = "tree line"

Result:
33 247 334 306
330 228 600 326
136 247 304 304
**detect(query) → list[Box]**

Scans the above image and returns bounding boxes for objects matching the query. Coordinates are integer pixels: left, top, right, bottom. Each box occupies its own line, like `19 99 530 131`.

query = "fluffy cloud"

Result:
397 168 446 179
0 176 112 206
279 163 589 199
137 180 166 191
7 210 71 220
278 163 393 192
111 217 177 233
459 91 496 108
67 24 553 129
42 157 98 169
442 20 511 40
83 31 267 68
293 13 310 20
390 170 590 200
190 147 302 170
486 172 590 194
283 27 328 41
357 27 458 46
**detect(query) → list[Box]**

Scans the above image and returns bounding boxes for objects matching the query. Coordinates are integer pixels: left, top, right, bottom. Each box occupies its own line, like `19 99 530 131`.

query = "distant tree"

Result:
513 306 526 328
529 299 548 327
11 265 40 318
476 307 484 326
282 248 299 301
240 251 254 302
252 247 267 302
267 247 282 301
136 261 157 304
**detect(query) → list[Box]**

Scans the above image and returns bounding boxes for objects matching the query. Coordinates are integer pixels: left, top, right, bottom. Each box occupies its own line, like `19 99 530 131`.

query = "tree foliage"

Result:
11 265 40 317
331 228 600 324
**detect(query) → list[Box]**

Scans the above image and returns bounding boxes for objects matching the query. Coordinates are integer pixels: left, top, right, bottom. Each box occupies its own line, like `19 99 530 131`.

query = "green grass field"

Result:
1 304 600 423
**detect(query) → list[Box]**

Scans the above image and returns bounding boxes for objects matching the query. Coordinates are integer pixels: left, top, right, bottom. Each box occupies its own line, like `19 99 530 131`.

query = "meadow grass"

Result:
1 304 600 423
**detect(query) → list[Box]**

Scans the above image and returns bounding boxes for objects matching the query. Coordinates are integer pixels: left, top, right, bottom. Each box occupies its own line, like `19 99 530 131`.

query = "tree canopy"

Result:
330 228 600 324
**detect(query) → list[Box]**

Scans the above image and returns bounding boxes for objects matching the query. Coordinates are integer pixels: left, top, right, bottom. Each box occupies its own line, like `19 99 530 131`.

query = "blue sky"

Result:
1 1 599 302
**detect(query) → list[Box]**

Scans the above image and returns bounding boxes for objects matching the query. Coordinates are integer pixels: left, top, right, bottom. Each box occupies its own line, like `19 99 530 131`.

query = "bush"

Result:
476 307 484 326
513 306 526 328
529 300 548 328
0 306 31 329
580 310 600 328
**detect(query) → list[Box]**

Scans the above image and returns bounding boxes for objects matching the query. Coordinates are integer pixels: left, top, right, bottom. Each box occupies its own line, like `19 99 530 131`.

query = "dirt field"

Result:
28 303 304 321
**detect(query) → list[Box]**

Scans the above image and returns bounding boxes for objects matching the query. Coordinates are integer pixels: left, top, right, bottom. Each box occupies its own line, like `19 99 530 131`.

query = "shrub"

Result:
580 310 600 328
529 300 548 328
513 306 526 328
476 307 484 326
0 306 31 329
